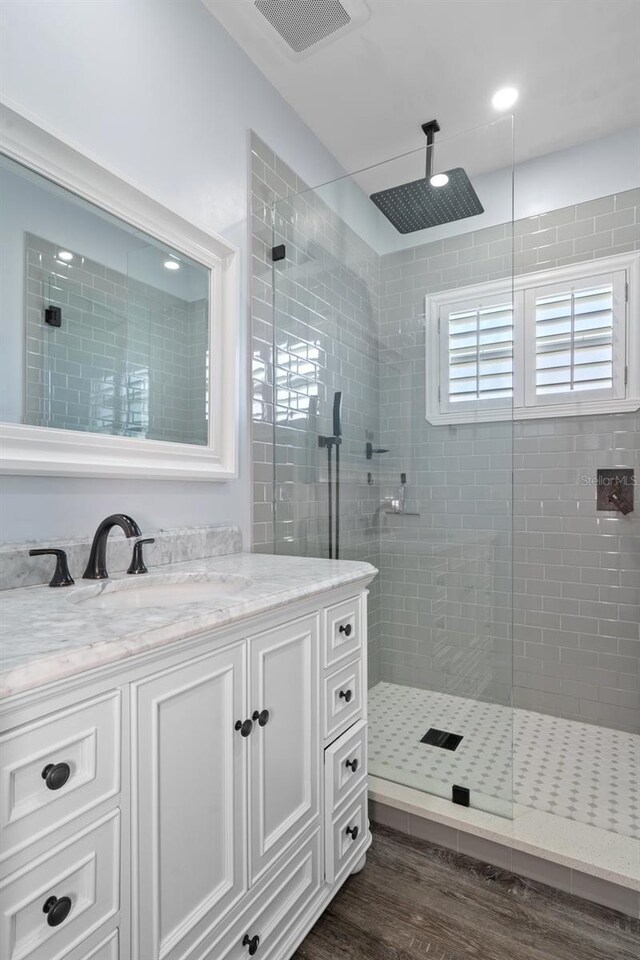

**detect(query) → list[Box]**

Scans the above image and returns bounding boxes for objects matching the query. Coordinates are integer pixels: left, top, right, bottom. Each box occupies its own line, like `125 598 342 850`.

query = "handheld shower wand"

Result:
333 391 342 439
333 392 342 558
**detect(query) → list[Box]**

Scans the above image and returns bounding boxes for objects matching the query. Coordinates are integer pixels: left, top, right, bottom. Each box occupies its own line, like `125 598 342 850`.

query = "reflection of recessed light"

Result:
164 259 180 271
492 86 518 111
57 250 73 261
430 173 449 188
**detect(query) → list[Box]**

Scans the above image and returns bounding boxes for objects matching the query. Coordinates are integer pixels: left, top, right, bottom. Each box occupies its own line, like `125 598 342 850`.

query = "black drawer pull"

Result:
346 758 359 773
41 762 71 791
339 689 353 703
346 825 359 841
242 934 260 955
235 719 253 737
252 709 270 727
338 622 352 637
43 895 72 926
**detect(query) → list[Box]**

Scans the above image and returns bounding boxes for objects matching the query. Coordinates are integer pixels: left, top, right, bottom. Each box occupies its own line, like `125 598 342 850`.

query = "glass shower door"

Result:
270 116 515 818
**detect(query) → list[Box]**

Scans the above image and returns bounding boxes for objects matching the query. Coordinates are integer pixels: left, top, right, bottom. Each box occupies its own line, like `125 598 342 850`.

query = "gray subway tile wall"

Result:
250 136 639 733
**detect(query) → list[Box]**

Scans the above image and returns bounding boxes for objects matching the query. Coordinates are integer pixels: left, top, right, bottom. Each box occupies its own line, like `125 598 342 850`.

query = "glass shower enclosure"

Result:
270 117 515 817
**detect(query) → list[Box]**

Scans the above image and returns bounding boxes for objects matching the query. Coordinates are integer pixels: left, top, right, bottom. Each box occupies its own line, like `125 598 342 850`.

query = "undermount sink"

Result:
68 573 253 611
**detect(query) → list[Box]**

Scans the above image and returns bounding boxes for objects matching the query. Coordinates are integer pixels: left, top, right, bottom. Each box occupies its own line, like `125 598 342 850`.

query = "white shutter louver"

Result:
535 283 614 396
447 301 514 405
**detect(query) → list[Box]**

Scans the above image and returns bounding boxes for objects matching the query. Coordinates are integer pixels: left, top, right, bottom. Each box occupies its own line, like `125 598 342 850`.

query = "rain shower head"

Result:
371 168 484 233
370 121 484 234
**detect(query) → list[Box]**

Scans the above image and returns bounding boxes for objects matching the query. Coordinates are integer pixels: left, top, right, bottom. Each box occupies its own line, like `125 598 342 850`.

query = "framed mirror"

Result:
0 104 238 480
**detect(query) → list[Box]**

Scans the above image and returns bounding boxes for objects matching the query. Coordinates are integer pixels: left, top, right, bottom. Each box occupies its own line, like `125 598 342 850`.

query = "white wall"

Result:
0 0 347 544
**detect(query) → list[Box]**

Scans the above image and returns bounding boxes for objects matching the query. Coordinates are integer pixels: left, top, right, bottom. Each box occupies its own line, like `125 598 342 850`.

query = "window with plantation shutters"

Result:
426 254 638 424
442 298 515 412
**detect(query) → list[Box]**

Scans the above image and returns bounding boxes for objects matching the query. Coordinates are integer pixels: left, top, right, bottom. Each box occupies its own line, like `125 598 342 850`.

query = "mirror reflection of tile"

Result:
24 232 209 445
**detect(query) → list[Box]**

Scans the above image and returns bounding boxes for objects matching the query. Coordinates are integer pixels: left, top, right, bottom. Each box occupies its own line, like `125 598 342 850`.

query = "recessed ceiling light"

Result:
430 173 449 188
57 250 73 261
164 259 180 271
492 86 518 111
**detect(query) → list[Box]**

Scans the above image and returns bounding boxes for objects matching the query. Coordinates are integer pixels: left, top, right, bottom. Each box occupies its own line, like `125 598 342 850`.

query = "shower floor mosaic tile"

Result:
368 681 640 841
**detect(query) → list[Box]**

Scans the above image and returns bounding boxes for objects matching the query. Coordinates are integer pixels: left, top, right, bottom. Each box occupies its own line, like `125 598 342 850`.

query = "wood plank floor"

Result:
293 824 640 960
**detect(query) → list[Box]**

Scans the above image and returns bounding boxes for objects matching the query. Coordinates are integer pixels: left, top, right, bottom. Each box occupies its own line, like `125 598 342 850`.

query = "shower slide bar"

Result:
318 391 342 559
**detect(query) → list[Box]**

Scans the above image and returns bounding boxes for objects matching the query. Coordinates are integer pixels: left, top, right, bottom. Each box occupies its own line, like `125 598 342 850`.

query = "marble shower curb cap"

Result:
369 775 640 891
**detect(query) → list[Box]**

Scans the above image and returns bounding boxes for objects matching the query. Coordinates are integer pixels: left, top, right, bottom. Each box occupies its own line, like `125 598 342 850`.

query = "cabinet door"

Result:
132 643 247 960
248 614 320 883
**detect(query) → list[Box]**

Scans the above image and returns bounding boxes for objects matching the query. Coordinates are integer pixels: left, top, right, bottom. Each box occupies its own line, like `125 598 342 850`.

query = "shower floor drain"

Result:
420 728 463 751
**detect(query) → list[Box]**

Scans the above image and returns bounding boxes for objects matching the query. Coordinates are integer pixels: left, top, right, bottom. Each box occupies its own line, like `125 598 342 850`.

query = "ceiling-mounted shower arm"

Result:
421 120 440 180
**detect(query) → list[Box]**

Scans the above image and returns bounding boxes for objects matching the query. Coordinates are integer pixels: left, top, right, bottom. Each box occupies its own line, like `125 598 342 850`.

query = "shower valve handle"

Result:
365 442 389 460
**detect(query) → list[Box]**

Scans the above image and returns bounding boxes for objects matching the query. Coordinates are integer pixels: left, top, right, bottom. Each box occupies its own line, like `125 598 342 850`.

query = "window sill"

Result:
426 397 640 426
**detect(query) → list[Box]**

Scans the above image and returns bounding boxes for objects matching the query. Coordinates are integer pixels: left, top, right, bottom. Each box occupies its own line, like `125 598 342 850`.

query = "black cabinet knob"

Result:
339 689 353 703
235 719 253 737
346 825 359 841
43 895 72 926
41 762 71 791
345 758 359 773
338 623 352 637
242 934 260 955
252 709 270 727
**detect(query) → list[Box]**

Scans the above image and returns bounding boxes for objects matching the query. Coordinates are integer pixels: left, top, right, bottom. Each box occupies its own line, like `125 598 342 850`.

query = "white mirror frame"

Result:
0 103 239 481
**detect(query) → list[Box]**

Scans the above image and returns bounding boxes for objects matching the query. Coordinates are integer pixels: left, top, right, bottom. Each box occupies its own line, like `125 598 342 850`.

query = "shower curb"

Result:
368 776 640 919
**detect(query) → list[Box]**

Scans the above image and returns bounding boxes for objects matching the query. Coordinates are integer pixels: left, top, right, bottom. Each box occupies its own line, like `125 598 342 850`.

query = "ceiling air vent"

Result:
254 0 368 56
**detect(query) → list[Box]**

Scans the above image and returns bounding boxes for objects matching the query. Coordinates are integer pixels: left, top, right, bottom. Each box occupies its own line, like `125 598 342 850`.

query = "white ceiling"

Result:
205 0 640 187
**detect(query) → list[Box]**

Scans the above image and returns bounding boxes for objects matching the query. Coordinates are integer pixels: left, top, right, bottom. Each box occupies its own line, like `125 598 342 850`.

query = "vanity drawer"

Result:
202 830 321 960
67 928 119 960
323 597 361 670
0 810 120 960
0 692 120 863
325 788 368 884
325 719 367 817
323 657 363 742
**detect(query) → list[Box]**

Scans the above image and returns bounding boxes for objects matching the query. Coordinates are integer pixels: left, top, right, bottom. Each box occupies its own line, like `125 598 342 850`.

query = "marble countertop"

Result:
0 553 376 698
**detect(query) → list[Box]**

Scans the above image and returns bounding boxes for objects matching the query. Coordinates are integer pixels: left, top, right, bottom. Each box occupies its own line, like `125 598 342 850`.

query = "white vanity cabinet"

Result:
0 582 372 960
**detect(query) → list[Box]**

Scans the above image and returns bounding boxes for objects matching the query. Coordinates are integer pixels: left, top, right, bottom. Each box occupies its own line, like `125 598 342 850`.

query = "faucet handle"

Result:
127 538 155 575
29 549 75 588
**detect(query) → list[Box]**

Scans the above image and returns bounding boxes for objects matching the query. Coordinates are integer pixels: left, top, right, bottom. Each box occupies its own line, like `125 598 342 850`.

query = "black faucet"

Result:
82 514 142 580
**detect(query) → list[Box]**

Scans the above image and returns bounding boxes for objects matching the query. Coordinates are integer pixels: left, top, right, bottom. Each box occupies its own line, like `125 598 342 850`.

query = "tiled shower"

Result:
250 130 640 838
